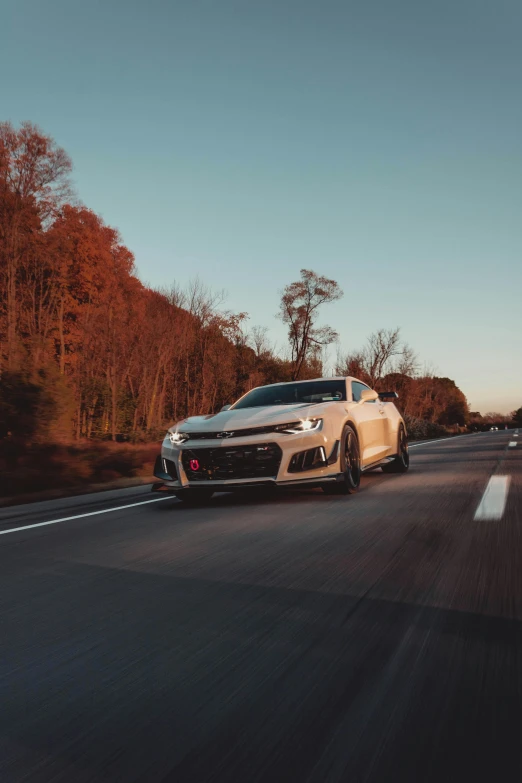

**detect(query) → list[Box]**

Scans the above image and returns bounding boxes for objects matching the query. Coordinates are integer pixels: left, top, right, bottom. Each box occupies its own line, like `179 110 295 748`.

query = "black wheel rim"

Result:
400 429 409 465
345 431 360 483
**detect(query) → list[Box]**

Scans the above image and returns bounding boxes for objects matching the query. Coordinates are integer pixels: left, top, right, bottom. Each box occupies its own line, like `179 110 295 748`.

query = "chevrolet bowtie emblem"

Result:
217 431 234 438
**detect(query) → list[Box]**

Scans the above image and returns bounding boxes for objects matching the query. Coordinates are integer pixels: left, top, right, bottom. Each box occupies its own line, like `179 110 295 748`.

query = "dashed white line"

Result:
0 497 171 536
473 476 511 521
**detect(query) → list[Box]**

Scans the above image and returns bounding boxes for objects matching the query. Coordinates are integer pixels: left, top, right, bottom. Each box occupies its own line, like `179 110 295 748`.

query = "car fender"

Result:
337 417 361 455
321 416 359 471
385 404 406 449
316 407 360 467
343 417 360 439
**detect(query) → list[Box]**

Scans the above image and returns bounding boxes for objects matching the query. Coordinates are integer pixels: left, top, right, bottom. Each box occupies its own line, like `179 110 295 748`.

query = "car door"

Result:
350 381 389 463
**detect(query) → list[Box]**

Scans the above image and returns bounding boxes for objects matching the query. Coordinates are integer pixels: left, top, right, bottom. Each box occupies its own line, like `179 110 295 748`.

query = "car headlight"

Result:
168 431 190 445
275 418 323 434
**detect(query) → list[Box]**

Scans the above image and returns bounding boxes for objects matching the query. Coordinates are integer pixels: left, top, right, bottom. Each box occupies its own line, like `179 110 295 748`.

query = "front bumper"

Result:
155 429 342 490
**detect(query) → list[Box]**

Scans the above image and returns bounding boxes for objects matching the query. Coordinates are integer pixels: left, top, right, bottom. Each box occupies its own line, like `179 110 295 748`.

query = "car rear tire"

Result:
381 425 409 474
174 488 215 505
322 424 361 495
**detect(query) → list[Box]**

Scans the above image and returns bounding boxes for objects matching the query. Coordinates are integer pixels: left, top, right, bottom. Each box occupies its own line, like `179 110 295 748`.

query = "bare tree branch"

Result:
278 269 343 380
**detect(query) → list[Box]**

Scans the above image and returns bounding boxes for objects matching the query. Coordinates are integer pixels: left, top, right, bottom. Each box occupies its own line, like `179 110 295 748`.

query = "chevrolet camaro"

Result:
152 377 409 504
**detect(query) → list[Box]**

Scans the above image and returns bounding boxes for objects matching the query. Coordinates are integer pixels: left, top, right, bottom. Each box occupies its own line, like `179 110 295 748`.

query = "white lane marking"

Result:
409 431 515 449
509 442 517 448
0 497 171 537
473 476 511 521
409 435 471 448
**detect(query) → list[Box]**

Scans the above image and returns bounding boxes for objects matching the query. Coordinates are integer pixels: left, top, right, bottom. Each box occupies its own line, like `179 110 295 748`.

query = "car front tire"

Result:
381 425 409 474
322 424 361 495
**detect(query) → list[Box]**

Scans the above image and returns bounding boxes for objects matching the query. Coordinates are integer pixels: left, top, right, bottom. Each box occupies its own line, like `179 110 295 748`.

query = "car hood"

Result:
169 403 325 433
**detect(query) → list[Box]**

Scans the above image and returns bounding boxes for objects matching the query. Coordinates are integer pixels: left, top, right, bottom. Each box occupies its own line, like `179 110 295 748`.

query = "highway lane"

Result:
0 431 521 782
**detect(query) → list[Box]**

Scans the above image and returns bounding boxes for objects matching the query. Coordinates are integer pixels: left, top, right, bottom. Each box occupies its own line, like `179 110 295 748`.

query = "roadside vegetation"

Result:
1 122 516 502
0 441 157 503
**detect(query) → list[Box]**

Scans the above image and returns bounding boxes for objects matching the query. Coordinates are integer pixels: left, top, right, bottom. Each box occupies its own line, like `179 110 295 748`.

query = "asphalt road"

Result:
1 430 521 783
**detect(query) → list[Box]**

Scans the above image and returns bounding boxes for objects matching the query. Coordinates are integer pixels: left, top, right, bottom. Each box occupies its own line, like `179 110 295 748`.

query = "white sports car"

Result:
153 377 409 504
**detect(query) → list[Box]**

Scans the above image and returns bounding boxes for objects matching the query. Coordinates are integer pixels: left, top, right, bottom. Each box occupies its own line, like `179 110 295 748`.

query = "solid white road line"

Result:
408 432 484 449
409 434 475 449
0 497 171 537
409 431 518 450
509 442 517 448
473 476 511 521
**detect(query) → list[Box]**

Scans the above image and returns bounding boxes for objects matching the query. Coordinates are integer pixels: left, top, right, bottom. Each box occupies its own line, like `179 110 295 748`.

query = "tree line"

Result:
1 121 472 446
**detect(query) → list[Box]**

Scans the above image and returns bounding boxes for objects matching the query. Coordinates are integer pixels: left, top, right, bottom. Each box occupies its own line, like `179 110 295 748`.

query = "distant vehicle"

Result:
153 377 409 504
490 426 498 431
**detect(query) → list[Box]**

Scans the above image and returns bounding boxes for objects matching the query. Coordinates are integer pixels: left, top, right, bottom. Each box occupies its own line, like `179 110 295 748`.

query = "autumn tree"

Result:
483 412 510 424
0 122 72 372
336 328 417 389
434 378 469 425
279 269 342 380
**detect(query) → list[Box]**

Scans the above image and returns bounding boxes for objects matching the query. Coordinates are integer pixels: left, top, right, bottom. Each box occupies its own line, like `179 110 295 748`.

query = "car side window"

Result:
351 381 375 402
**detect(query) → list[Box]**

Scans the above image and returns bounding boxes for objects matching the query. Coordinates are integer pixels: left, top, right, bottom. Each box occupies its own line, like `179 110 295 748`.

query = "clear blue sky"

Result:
2 0 521 413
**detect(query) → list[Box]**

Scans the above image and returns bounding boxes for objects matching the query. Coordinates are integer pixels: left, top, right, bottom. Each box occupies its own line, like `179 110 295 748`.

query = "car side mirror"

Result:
220 404 232 411
358 389 379 404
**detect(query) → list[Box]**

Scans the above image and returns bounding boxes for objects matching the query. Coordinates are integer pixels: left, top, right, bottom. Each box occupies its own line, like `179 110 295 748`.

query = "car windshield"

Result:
232 380 346 409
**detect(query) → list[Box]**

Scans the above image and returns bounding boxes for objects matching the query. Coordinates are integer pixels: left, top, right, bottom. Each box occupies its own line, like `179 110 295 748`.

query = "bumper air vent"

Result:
288 446 327 473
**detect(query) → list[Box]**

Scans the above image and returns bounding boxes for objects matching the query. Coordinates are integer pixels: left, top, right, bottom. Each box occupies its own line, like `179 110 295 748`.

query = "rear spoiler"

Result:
378 391 399 400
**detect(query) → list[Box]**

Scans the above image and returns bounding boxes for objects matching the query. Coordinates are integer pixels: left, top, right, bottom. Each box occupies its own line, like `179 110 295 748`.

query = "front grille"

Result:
184 423 297 440
181 443 282 481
